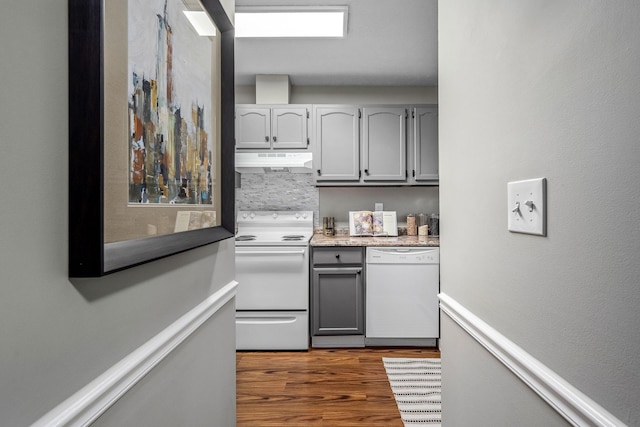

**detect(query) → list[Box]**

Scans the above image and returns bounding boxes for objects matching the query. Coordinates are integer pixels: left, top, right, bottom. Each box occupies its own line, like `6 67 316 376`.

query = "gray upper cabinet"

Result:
236 104 310 150
362 107 407 182
410 106 439 183
314 106 360 182
271 107 310 149
236 106 271 149
311 104 438 186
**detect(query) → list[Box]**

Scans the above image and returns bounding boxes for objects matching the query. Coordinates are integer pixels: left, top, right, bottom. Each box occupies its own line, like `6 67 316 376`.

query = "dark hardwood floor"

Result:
236 347 440 426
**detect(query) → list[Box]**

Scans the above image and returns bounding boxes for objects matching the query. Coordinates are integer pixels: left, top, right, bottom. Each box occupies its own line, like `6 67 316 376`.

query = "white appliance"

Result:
235 210 313 350
365 247 440 347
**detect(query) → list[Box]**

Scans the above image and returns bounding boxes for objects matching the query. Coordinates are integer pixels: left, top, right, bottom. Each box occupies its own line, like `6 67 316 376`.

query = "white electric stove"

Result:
235 211 313 350
235 210 313 246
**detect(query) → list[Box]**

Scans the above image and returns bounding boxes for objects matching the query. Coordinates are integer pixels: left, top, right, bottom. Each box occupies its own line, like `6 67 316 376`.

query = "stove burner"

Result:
236 235 256 241
282 235 305 241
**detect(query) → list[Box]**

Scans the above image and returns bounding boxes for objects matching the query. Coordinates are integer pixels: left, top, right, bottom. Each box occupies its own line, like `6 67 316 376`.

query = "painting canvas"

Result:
128 0 214 206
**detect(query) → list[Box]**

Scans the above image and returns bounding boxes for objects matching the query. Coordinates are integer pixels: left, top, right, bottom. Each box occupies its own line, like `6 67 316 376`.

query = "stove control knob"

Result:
302 212 308 219
249 212 255 219
295 212 300 219
272 213 278 219
242 213 248 219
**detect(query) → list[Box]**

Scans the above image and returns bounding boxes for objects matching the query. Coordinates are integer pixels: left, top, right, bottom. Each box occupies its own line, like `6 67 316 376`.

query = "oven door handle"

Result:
235 250 306 255
236 316 298 325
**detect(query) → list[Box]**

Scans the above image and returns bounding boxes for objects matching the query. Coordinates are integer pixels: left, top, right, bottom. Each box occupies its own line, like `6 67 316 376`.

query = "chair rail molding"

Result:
439 292 626 427
31 281 238 427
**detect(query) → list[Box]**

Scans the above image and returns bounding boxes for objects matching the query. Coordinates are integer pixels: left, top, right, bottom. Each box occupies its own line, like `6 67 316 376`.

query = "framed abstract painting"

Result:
68 0 235 277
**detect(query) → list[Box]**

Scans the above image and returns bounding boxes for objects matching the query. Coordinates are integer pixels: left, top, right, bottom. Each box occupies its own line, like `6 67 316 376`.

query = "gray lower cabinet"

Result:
312 267 364 335
311 247 365 347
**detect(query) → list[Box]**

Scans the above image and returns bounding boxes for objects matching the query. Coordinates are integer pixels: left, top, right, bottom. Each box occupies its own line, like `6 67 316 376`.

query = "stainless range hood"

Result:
235 152 313 173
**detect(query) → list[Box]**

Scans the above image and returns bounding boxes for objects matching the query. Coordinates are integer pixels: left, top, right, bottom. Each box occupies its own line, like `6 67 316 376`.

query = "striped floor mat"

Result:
382 357 442 426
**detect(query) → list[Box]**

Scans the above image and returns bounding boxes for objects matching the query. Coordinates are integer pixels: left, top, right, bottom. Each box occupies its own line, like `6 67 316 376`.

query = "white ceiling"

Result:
234 0 438 86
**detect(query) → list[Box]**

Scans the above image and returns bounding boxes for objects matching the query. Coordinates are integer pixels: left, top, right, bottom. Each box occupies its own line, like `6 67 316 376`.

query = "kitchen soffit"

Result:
234 0 438 86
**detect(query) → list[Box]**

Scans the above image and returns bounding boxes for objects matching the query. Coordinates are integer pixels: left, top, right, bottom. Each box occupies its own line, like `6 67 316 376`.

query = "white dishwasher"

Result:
365 247 439 347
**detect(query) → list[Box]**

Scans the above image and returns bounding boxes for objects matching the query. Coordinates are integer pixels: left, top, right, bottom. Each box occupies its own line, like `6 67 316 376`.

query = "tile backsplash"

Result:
236 173 320 226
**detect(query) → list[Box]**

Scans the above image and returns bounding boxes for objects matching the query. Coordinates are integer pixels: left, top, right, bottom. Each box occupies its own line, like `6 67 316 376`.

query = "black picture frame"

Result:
68 0 235 277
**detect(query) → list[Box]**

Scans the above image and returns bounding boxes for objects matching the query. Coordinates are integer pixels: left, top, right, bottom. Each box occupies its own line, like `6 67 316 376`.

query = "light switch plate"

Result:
507 178 547 236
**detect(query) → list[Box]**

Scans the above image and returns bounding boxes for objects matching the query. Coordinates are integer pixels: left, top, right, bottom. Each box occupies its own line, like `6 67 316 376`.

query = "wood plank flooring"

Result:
236 347 440 426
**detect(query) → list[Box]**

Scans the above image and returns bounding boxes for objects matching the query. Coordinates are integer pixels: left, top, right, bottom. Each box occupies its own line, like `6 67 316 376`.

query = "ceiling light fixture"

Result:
183 11 217 36
235 6 348 38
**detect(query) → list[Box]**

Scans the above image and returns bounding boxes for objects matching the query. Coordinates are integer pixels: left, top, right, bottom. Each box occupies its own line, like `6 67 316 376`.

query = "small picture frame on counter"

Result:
349 211 398 237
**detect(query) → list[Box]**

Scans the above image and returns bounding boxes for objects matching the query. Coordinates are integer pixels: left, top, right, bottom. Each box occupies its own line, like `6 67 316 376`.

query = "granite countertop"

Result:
310 232 439 247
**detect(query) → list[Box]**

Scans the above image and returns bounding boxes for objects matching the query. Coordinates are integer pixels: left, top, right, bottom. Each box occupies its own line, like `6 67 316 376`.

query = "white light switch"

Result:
507 178 546 236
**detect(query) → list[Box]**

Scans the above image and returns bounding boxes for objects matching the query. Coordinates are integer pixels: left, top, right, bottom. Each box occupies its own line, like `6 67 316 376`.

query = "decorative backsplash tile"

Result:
236 173 320 226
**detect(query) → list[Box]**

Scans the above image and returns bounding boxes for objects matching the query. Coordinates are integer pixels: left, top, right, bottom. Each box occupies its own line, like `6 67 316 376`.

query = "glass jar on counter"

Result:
428 213 439 236
418 213 429 236
322 216 335 236
406 214 417 236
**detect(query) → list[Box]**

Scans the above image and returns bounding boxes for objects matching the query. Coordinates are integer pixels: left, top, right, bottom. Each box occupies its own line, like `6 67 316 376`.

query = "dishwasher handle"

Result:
368 248 435 256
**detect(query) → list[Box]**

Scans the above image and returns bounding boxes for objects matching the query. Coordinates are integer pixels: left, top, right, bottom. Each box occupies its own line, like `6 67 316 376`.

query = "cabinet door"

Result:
236 107 271 149
312 267 364 336
362 107 407 182
314 107 360 182
271 107 309 149
413 106 439 181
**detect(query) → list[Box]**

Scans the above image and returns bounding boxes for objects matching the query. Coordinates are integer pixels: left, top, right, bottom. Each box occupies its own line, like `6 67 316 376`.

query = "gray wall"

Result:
439 1 640 426
0 1 236 426
320 186 439 229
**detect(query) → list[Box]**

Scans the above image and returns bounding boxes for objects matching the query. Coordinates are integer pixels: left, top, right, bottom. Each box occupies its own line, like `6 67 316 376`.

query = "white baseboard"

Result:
438 292 626 427
31 281 238 427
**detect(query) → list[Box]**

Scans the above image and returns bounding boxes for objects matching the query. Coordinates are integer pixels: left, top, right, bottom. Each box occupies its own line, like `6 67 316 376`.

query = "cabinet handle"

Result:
364 169 369 175
273 136 277 143
265 136 269 142
335 254 340 259
413 170 416 177
357 270 361 274
317 169 321 176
